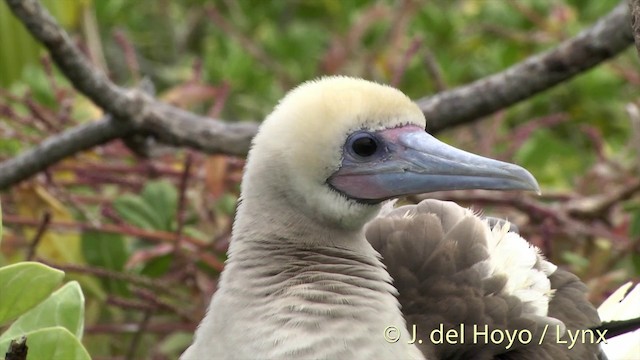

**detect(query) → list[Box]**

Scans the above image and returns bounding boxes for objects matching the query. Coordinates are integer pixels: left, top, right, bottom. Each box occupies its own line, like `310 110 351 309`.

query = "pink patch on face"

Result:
329 174 389 200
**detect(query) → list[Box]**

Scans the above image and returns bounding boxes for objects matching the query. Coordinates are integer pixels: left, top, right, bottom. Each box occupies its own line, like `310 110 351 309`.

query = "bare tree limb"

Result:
138 102 258 156
631 0 640 57
0 117 134 190
417 1 633 133
0 0 633 191
4 0 137 119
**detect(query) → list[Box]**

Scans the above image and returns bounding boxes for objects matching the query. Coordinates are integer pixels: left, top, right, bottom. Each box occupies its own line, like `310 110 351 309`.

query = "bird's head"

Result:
244 76 539 230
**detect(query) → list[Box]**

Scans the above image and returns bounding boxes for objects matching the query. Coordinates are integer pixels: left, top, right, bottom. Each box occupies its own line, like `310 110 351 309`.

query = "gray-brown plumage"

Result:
368 200 603 359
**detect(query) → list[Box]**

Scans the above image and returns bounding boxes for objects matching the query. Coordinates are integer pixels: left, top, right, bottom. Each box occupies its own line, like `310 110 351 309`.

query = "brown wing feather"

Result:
366 199 603 359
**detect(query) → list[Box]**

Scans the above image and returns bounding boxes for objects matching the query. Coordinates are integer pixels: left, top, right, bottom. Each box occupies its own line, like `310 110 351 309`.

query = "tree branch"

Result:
1 0 258 191
4 0 137 119
631 0 640 57
0 117 134 190
138 102 258 156
417 1 633 132
0 0 633 191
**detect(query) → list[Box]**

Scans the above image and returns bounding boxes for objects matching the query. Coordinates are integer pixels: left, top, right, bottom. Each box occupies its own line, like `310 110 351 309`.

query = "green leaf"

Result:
216 193 238 216
82 232 127 272
141 180 178 231
561 252 589 270
0 327 91 360
140 254 172 278
0 281 84 342
82 231 130 296
0 262 64 325
0 200 3 246
113 181 179 232
113 194 163 230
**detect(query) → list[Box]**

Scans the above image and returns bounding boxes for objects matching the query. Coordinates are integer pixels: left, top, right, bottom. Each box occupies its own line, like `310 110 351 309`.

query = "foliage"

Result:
0 262 89 360
0 0 84 87
0 0 638 359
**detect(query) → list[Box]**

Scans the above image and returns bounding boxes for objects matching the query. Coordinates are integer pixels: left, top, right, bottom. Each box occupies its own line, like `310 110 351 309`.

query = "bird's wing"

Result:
597 282 640 359
366 199 602 360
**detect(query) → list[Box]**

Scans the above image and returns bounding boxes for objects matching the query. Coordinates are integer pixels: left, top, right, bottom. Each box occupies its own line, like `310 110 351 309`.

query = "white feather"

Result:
483 221 556 317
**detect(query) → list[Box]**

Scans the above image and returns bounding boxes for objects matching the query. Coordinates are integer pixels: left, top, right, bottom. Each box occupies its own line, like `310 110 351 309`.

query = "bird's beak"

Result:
329 126 540 202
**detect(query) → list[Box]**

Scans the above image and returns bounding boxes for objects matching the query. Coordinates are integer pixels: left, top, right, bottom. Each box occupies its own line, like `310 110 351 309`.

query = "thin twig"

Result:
4 214 208 248
125 309 153 360
135 288 195 322
25 211 51 260
113 29 140 82
85 322 195 334
106 295 156 312
24 96 60 132
391 37 422 87
566 178 640 219
173 153 192 255
423 48 447 92
36 259 188 299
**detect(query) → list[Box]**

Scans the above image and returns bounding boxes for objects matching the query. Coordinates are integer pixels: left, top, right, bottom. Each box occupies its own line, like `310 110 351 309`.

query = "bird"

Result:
182 76 613 359
597 282 640 359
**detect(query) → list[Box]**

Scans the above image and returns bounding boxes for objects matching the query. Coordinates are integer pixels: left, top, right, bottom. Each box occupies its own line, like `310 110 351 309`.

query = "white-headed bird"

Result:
183 77 632 360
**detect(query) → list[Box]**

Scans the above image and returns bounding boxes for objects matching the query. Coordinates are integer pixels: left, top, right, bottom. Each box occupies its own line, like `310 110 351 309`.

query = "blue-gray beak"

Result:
329 125 540 202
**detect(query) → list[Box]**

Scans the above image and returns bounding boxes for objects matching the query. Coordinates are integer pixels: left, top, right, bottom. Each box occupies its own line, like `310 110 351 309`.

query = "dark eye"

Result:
347 132 380 158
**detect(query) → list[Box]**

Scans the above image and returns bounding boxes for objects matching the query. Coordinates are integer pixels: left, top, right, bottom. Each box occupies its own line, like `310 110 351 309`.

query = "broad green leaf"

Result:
82 231 130 296
113 181 178 232
0 201 3 245
0 327 90 360
0 281 84 342
82 232 127 272
0 262 64 325
113 194 163 230
141 180 178 231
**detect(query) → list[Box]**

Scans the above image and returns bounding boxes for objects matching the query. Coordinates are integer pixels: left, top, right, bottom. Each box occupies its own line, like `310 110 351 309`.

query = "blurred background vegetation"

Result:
0 0 638 359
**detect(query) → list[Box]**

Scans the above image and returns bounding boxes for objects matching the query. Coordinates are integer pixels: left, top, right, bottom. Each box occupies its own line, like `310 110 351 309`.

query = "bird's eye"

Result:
347 132 380 158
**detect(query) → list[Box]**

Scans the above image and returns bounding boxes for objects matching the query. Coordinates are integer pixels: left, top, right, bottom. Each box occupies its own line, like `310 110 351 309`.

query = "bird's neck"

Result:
200 196 423 359
234 182 379 251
